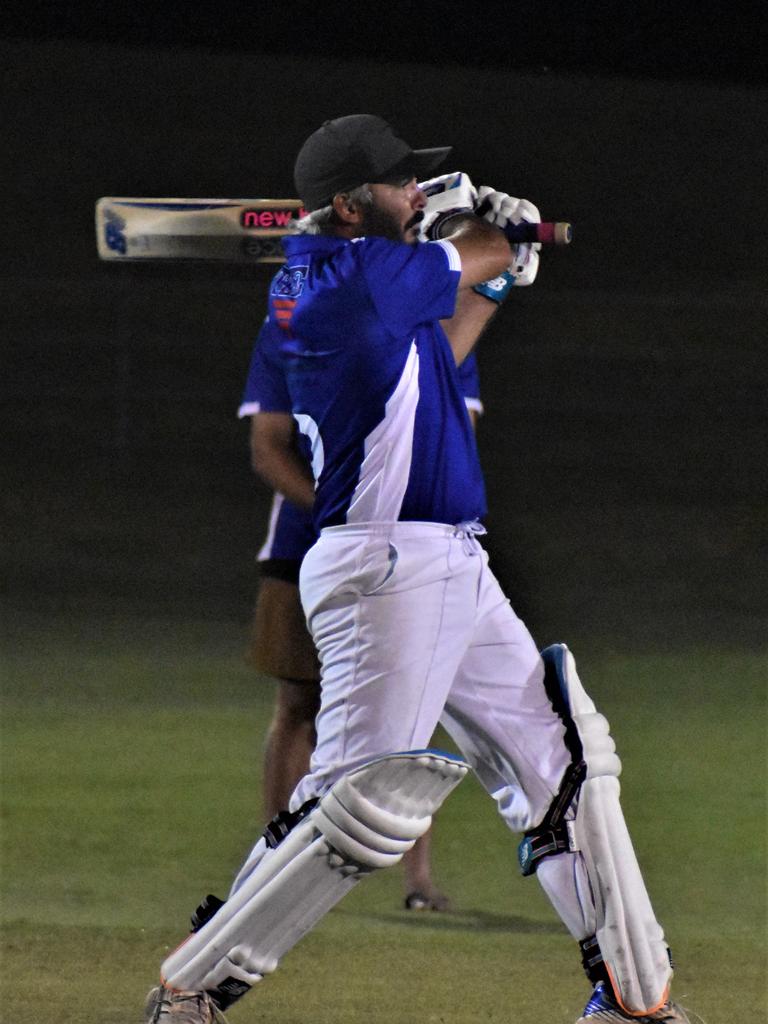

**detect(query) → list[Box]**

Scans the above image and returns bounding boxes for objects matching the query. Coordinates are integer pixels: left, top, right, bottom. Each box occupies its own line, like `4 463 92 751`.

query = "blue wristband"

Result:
472 269 516 304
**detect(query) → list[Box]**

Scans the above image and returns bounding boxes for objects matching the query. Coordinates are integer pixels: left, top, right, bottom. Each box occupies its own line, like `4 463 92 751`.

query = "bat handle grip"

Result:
506 221 573 245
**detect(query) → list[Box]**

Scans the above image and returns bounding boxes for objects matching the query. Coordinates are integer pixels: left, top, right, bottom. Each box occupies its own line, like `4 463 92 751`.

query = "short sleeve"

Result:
458 351 481 405
357 237 461 337
237 317 291 418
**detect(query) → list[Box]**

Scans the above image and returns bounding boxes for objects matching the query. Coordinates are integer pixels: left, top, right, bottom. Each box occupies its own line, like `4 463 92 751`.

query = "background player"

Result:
238 326 485 911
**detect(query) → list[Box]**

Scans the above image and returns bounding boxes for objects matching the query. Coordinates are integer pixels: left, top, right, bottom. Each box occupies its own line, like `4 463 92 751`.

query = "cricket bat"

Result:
95 197 308 263
95 196 572 263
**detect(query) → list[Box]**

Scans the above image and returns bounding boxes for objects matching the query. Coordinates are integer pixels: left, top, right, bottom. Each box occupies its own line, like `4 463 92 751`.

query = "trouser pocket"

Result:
359 540 399 595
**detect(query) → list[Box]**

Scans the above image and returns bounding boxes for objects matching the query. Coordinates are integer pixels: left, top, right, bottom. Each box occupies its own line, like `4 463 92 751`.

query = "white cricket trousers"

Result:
292 521 572 834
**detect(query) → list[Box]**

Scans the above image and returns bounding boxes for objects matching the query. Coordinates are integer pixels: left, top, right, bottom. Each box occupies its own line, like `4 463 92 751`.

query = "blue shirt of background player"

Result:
238 319 316 562
267 233 486 530
239 320 483 562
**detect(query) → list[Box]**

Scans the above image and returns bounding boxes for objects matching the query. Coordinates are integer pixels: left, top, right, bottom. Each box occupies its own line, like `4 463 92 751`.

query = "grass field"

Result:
2 611 766 1023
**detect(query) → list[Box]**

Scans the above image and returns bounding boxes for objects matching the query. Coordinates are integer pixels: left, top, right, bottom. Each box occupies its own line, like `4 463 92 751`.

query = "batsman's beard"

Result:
360 205 424 245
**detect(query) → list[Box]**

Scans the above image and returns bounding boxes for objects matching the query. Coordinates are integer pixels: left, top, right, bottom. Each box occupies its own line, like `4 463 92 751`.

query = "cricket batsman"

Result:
145 114 693 1024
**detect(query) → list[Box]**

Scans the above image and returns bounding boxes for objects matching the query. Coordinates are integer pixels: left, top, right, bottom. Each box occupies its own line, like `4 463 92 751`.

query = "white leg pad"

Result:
554 645 673 1016
161 750 468 1002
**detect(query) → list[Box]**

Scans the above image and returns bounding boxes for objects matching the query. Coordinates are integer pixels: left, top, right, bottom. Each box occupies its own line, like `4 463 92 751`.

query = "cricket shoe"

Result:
404 888 451 911
144 985 227 1024
576 982 693 1023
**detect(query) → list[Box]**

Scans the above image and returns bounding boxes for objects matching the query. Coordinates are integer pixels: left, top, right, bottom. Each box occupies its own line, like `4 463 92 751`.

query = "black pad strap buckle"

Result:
190 893 226 933
518 826 572 875
518 759 585 876
262 797 319 849
579 934 610 986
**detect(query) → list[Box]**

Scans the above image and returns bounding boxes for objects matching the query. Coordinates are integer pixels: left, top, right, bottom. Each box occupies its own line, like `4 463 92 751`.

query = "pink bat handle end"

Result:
506 221 573 245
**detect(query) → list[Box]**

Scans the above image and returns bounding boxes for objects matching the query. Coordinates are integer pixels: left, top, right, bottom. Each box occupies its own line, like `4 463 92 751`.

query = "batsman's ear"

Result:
332 191 364 224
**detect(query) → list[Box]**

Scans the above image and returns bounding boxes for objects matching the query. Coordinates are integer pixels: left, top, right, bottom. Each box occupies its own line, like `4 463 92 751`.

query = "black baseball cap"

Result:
294 114 452 211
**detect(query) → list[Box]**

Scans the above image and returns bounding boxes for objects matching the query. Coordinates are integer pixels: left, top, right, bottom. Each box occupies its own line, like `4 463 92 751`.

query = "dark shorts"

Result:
259 557 303 585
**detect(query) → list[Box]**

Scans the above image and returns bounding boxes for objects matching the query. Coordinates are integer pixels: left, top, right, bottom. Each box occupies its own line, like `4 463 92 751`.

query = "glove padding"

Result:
418 171 477 241
475 186 541 237
508 246 539 288
476 186 541 286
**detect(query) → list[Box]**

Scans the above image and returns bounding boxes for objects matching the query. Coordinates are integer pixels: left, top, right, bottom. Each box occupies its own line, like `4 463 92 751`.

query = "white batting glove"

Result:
509 246 539 287
476 186 541 235
475 186 542 287
418 171 478 240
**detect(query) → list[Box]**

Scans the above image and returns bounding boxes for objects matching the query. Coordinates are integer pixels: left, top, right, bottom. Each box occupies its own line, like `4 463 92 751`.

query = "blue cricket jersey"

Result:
266 233 487 531
239 316 483 561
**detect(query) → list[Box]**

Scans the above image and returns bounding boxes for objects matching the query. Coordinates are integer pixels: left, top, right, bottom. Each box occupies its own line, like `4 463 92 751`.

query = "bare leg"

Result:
262 679 319 817
402 825 450 911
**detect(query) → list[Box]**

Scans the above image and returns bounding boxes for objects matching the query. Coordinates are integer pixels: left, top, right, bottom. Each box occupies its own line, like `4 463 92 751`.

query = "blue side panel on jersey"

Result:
268 500 317 562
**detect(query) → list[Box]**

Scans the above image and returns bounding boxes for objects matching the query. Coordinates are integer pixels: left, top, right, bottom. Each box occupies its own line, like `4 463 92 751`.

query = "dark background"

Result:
2 5 766 647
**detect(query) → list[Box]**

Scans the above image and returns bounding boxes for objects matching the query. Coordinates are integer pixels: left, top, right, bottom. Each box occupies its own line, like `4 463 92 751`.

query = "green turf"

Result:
1 614 766 1022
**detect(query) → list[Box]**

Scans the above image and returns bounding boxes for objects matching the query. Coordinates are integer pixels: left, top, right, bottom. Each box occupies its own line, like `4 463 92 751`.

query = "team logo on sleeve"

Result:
270 265 308 334
271 265 308 299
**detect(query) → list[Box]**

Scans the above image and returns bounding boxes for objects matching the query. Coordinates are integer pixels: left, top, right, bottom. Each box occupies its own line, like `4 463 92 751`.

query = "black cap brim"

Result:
376 146 452 185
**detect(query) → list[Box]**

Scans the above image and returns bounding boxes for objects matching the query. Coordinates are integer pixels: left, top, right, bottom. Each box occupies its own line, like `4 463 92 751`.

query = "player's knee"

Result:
540 643 621 780
315 749 469 869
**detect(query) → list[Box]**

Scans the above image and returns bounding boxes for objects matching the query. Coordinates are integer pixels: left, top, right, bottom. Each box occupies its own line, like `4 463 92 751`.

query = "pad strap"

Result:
191 894 226 933
580 934 611 986
518 760 585 876
578 936 674 992
263 798 319 849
